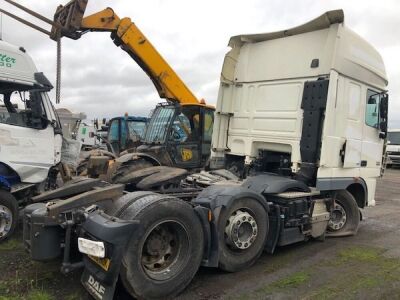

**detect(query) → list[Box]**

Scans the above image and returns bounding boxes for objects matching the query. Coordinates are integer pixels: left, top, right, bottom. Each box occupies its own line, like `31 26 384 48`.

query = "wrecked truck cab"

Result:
0 40 66 242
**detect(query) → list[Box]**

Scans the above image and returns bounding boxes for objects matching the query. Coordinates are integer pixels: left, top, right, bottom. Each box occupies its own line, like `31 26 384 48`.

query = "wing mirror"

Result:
379 94 388 139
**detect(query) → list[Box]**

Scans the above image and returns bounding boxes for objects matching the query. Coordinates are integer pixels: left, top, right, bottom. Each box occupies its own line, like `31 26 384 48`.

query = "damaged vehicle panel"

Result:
0 40 79 242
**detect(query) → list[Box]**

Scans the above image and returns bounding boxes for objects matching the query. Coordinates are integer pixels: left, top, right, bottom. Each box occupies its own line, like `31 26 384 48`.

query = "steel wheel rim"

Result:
328 201 347 231
0 205 13 239
225 208 258 251
141 220 190 281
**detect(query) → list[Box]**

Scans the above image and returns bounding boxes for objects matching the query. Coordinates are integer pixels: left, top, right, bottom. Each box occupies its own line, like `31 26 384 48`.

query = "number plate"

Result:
88 255 111 271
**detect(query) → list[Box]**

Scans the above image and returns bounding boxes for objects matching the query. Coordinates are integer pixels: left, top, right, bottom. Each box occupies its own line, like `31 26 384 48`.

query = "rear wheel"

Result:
0 190 18 242
117 193 204 299
327 190 360 237
218 198 268 272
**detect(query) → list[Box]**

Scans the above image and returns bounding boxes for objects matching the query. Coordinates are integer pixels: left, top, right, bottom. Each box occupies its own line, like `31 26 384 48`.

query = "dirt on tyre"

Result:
0 190 18 243
327 190 360 237
117 193 204 300
218 197 268 272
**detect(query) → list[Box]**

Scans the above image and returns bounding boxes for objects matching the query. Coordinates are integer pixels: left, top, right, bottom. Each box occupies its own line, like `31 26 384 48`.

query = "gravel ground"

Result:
1 169 400 300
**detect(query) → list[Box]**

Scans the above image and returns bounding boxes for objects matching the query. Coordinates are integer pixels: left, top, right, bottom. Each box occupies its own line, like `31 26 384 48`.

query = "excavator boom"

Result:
51 0 200 105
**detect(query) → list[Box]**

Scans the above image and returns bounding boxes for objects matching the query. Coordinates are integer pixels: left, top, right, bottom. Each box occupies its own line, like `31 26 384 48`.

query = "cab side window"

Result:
170 108 201 143
365 89 380 128
0 90 47 129
108 119 120 142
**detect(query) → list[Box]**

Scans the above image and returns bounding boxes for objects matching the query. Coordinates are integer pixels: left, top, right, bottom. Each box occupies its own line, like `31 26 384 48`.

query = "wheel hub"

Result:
0 205 13 239
328 202 347 231
145 227 170 256
141 221 189 281
225 209 258 250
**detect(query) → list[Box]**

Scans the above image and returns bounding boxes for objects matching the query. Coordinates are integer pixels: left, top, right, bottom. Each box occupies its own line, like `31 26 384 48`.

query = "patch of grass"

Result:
272 271 310 289
236 245 400 300
27 290 54 300
0 281 9 294
263 250 296 273
65 293 82 300
306 246 400 300
0 296 20 300
253 271 310 296
338 246 382 262
0 239 21 251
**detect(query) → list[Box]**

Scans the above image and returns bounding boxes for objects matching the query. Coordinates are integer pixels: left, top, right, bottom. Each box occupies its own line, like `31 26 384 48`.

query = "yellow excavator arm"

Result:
51 1 201 105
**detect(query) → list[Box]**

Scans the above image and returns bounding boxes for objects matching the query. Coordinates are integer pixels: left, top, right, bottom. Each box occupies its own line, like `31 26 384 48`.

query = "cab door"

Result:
200 107 214 164
0 91 58 183
169 105 202 168
360 89 385 176
342 80 363 170
107 118 122 155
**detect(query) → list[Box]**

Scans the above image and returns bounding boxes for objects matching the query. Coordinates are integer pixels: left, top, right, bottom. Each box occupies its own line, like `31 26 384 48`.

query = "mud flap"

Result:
82 270 116 300
80 212 140 300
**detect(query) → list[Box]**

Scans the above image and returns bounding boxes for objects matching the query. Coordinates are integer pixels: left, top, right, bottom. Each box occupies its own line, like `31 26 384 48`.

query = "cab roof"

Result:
0 40 38 85
227 10 387 90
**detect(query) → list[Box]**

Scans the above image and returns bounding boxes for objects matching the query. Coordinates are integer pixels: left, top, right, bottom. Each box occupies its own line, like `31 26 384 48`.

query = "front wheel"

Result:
0 190 18 242
327 190 360 237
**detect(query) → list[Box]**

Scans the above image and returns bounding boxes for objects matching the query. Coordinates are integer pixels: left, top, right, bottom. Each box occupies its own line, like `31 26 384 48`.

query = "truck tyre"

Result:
118 193 204 299
0 190 18 242
218 197 268 272
104 191 155 216
327 190 360 237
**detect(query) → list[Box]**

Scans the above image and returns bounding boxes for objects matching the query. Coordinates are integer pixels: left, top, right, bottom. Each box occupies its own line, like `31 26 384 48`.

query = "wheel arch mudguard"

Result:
316 177 368 208
242 173 310 194
192 184 269 267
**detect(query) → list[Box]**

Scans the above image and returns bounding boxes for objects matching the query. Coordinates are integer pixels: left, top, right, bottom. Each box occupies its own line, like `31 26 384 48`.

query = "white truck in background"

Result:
56 108 86 139
0 40 77 241
386 129 400 167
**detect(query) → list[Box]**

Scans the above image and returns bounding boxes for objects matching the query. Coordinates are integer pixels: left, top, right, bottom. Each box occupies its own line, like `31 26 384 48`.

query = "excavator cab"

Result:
140 103 214 169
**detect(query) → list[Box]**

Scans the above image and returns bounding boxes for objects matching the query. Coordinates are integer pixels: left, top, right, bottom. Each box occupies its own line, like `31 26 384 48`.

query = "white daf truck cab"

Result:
0 40 64 241
211 9 388 209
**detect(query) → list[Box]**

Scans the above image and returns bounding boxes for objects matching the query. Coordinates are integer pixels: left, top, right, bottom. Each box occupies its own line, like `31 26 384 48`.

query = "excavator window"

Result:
171 111 200 143
145 106 175 144
169 106 202 165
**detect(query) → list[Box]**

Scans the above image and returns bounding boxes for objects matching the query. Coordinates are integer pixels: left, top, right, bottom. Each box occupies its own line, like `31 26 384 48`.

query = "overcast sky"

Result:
1 0 399 127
